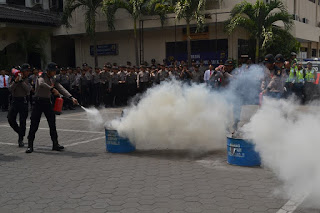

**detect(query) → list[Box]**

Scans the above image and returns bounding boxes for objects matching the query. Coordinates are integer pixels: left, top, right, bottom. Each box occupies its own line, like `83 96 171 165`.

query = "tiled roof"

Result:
0 4 61 26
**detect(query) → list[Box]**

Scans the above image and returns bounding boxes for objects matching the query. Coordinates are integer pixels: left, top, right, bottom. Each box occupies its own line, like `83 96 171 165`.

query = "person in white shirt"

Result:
0 69 10 111
203 65 215 83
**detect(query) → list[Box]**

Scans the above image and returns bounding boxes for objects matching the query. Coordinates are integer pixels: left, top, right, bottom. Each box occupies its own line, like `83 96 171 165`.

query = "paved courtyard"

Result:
0 107 318 213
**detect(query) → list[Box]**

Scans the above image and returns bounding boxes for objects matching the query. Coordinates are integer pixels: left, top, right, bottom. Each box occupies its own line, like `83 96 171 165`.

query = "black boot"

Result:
26 141 33 153
18 135 24 148
52 141 64 151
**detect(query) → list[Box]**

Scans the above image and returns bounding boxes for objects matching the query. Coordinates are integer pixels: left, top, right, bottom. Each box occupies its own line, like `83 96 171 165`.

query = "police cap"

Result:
307 61 312 65
20 63 32 72
82 63 88 67
224 59 233 66
47 62 59 72
291 52 297 56
275 54 284 63
264 54 275 64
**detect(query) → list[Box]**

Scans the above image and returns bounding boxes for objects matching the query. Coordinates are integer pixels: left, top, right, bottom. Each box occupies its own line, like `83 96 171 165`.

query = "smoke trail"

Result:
243 98 320 207
108 65 265 151
82 107 105 130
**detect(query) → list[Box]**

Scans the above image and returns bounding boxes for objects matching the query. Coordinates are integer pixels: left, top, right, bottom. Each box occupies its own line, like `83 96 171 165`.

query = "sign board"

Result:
90 44 118 56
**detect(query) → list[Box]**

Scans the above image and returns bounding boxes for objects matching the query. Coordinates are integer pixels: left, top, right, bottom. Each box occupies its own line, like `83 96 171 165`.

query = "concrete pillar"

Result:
228 32 238 60
307 42 312 58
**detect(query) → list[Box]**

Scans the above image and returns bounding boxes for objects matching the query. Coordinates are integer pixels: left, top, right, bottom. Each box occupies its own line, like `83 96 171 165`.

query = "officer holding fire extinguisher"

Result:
26 62 78 153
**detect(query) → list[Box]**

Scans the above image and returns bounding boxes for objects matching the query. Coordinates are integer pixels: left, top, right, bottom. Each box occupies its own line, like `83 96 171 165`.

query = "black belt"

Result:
12 97 28 101
34 97 51 101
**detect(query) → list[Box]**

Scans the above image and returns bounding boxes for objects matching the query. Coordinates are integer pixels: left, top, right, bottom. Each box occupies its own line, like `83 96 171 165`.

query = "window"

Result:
312 49 317 57
309 0 315 3
7 0 25 5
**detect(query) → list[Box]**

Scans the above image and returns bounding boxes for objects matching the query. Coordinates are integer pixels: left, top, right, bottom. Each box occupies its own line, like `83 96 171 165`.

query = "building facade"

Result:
1 0 320 68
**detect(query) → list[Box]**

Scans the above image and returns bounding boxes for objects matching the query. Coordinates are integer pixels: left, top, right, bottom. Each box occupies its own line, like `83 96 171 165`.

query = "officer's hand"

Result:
52 88 60 96
72 98 79 105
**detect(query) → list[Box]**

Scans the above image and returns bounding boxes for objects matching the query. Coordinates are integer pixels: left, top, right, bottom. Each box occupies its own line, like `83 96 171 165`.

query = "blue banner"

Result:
90 44 118 56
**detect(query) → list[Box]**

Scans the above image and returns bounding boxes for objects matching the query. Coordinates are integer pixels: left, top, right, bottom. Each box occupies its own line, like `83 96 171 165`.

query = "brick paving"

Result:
0 107 316 213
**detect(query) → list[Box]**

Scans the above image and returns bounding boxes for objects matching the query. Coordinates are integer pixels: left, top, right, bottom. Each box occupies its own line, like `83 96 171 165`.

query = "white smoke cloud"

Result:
108 81 230 151
243 98 320 207
107 65 265 152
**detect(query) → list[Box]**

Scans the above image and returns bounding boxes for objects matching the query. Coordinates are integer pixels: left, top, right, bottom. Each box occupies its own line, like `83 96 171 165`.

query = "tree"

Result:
175 0 207 67
102 0 147 66
225 0 293 63
17 30 48 66
102 0 171 66
263 27 300 59
62 0 103 68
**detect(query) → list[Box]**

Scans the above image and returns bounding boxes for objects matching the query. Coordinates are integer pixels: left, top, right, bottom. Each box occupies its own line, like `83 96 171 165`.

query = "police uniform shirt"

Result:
118 71 126 82
85 71 93 81
109 72 119 89
72 74 81 87
34 74 71 99
92 72 101 84
9 77 31 97
126 72 137 84
100 71 110 84
68 73 76 86
29 74 39 88
138 71 150 83
192 70 203 83
80 75 90 87
158 70 168 81
267 75 284 93
56 73 70 87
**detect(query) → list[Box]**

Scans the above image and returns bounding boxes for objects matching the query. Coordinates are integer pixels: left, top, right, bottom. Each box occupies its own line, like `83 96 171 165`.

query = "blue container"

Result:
105 129 136 153
227 137 261 167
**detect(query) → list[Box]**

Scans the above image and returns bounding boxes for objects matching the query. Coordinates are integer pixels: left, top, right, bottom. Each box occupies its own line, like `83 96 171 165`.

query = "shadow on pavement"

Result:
34 149 99 158
0 153 23 162
119 149 226 161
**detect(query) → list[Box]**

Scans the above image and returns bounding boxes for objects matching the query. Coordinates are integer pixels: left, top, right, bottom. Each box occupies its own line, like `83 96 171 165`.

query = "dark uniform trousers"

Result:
0 88 9 110
27 98 58 143
111 84 119 106
7 97 29 138
92 83 101 107
62 84 72 109
80 86 90 107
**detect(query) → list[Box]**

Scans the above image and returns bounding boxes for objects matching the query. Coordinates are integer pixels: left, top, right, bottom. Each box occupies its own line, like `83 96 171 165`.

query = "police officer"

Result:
80 69 90 107
92 67 102 107
56 67 72 110
304 61 317 102
8 64 32 147
26 62 78 153
109 66 120 106
138 66 150 93
100 64 111 107
126 66 137 101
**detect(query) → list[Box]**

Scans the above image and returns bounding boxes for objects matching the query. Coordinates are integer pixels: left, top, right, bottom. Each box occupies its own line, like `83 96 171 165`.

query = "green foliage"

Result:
225 0 294 60
17 30 48 64
263 27 300 59
175 0 206 31
62 0 103 37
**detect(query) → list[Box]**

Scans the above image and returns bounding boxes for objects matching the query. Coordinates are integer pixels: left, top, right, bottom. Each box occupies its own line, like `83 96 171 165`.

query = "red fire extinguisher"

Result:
54 96 64 115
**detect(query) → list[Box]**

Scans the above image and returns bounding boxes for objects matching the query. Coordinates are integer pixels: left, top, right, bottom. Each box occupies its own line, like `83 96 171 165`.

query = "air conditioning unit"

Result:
302 18 309 24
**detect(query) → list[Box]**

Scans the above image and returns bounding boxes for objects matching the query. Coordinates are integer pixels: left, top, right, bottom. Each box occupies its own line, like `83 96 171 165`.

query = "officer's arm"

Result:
55 82 72 98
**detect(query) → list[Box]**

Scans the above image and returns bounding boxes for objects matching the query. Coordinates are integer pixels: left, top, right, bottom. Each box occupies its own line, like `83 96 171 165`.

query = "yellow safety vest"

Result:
296 69 305 83
305 68 316 82
286 67 297 83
